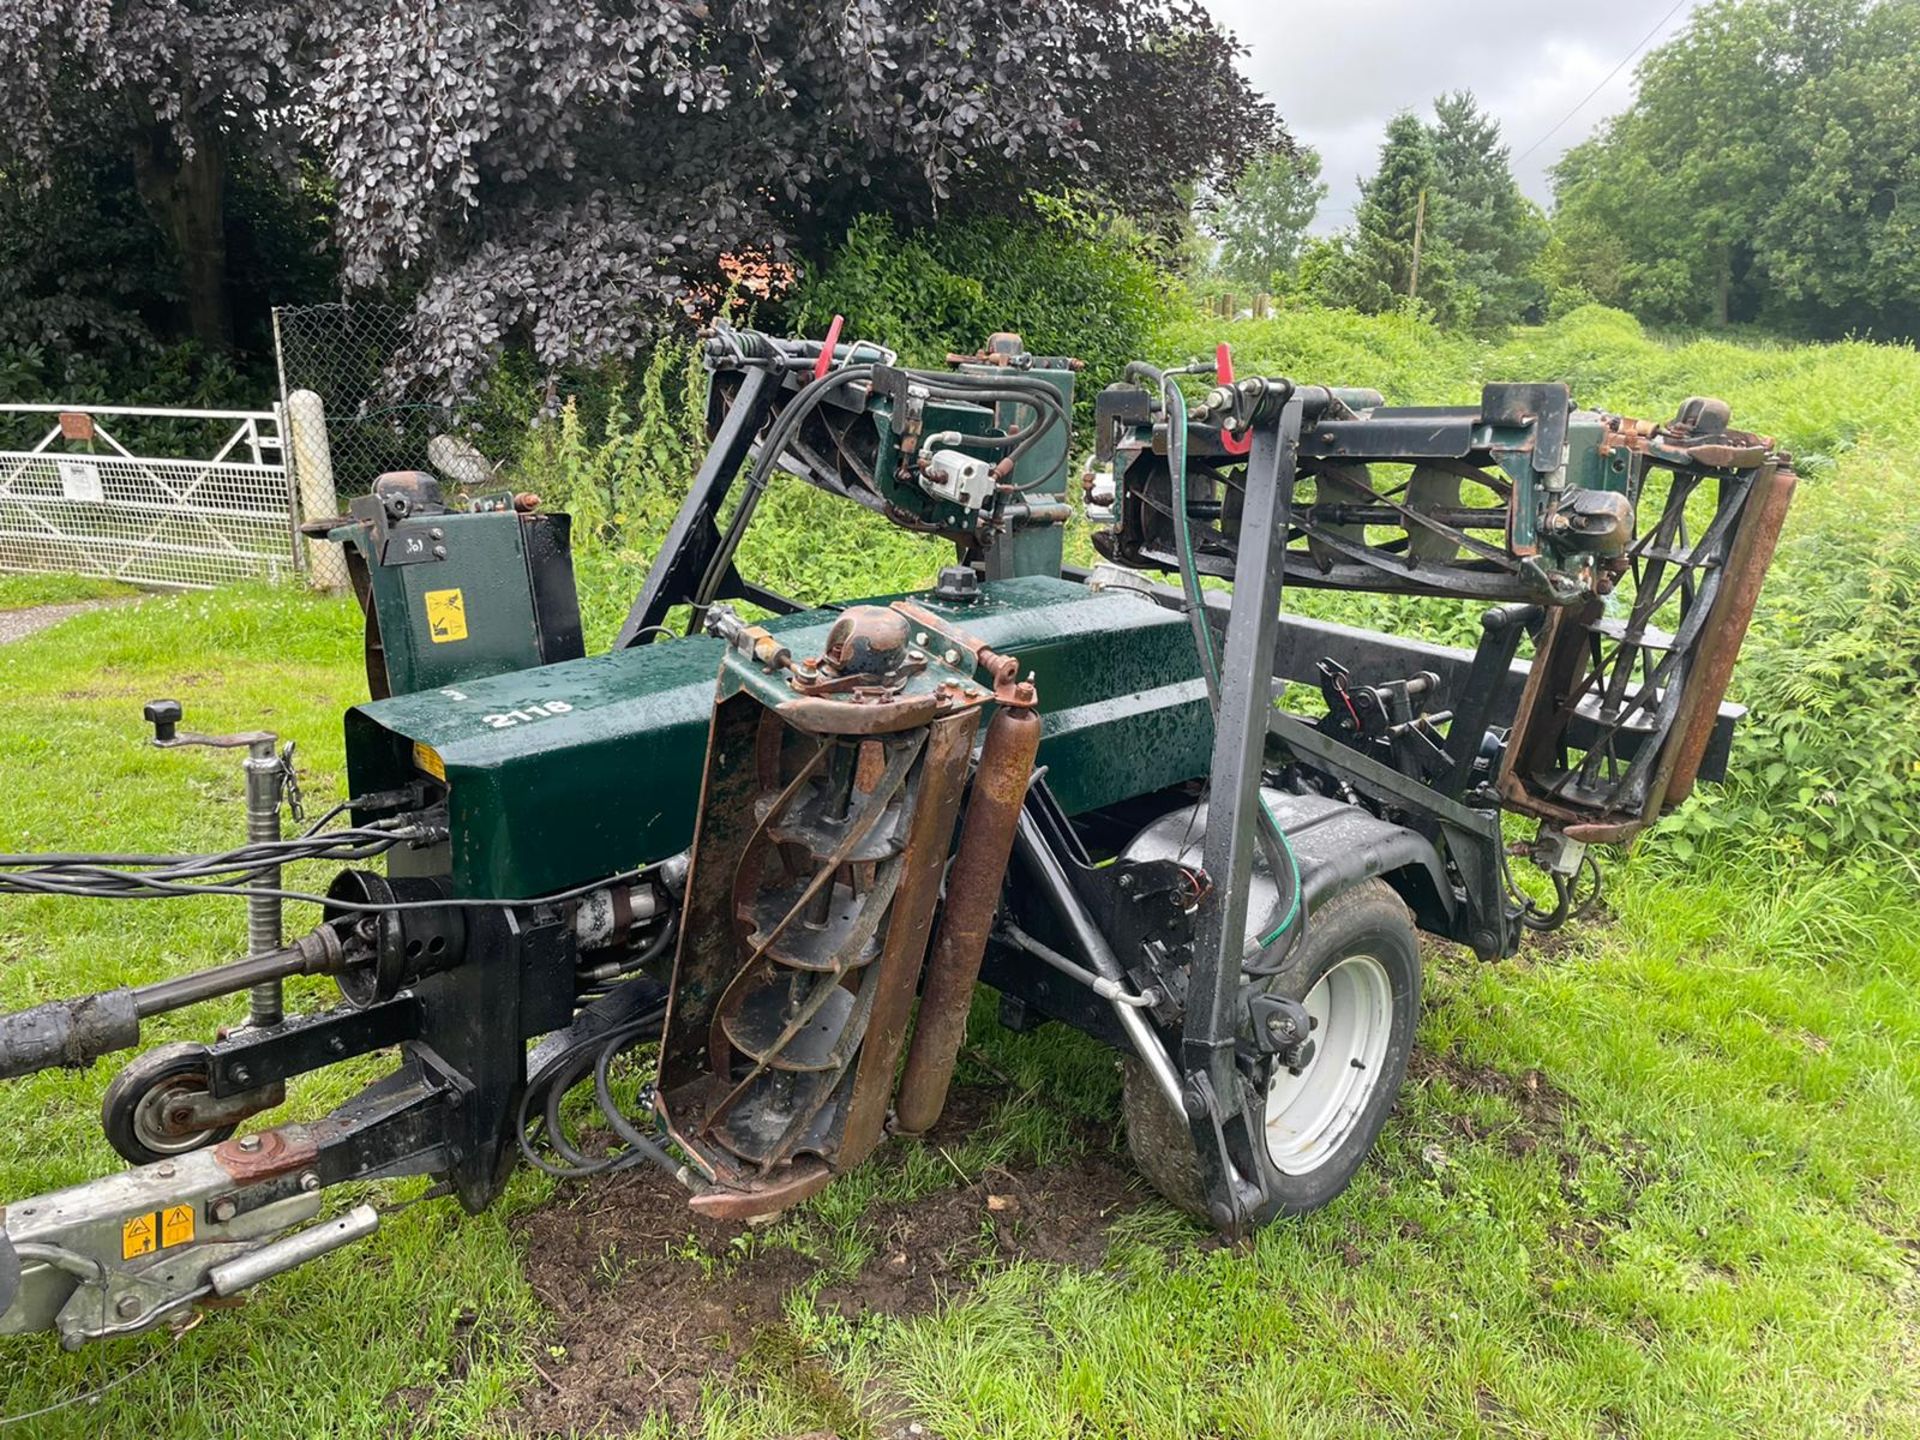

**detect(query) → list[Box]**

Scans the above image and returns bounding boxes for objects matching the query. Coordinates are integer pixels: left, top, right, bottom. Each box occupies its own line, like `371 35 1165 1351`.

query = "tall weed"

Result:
1667 443 1920 862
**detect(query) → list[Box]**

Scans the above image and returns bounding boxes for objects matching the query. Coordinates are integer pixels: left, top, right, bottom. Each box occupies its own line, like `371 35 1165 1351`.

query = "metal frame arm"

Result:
1181 399 1303 1230
614 366 797 648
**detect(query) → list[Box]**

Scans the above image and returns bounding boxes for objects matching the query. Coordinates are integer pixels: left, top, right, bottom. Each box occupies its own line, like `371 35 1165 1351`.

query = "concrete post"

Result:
286 389 347 591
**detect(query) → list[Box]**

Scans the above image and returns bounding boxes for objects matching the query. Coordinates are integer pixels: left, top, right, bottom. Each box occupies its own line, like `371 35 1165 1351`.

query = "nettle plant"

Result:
1662 447 1920 863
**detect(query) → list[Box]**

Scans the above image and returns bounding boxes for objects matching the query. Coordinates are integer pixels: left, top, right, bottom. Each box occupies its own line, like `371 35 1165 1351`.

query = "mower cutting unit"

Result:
0 325 1793 1347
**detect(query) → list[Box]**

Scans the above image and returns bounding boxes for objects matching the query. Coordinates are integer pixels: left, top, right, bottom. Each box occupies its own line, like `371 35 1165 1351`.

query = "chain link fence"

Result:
273 303 462 590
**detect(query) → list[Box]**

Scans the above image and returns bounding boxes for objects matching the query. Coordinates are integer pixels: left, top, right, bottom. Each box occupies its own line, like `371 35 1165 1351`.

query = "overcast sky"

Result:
1202 0 1702 230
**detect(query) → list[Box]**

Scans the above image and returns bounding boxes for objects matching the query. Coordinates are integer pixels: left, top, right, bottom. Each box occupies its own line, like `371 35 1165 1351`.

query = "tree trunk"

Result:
1713 248 1732 329
132 124 232 350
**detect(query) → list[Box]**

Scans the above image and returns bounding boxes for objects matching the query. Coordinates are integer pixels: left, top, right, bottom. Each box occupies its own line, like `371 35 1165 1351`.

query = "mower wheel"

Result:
1123 878 1421 1225
102 1042 238 1166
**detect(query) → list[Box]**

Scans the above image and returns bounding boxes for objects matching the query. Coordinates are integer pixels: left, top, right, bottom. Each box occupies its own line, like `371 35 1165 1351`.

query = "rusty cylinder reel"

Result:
655 603 1028 1219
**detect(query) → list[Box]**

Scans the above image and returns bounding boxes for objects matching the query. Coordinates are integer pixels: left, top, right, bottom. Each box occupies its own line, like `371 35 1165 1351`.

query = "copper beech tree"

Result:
0 0 1281 392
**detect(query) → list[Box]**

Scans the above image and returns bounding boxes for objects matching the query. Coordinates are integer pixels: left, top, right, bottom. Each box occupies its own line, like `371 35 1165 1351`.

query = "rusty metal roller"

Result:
893 691 1042 1134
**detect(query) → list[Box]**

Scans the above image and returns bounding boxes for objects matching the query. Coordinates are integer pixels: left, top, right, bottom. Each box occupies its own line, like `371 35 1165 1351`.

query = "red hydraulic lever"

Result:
813 315 846 380
1215 342 1251 455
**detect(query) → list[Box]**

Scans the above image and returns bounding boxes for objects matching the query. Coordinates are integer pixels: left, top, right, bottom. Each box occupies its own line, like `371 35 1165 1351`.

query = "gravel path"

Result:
0 598 129 645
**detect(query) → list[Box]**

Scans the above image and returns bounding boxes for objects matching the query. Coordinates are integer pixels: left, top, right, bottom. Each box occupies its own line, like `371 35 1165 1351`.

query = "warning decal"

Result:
162 1204 195 1248
424 588 468 644
121 1206 199 1259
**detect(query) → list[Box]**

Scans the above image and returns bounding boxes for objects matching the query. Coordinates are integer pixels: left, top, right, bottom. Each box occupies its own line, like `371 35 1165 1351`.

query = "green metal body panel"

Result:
333 508 557 694
345 576 1207 898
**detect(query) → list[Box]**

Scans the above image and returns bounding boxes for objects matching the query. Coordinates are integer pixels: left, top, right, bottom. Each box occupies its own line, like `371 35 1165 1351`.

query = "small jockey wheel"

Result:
101 1042 238 1166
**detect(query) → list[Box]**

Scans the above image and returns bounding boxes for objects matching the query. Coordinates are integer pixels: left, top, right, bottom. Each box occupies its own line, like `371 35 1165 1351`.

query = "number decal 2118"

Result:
481 701 574 729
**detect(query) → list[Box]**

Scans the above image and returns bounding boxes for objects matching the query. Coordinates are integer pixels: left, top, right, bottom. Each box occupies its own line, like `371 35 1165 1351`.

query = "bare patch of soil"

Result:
1408 1046 1663 1261
815 1147 1144 1325
1408 1048 1572 1155
501 1086 1144 1438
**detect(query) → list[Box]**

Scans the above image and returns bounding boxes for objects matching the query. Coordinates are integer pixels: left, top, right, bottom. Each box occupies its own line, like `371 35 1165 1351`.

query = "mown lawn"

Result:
0 573 140 610
2 307 1918 1436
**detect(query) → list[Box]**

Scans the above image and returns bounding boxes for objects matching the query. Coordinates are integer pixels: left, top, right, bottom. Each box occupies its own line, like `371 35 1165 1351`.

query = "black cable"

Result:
516 1001 674 1180
1499 847 1604 934
915 377 1067 480
694 364 875 610
0 831 415 897
0 831 399 870
1520 872 1572 932
0 863 654 912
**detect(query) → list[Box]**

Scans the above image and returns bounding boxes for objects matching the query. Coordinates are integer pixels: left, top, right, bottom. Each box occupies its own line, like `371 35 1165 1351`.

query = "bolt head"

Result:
237 1134 262 1153
212 1199 237 1223
232 1066 251 1086
1182 1083 1209 1120
115 1294 142 1319
299 1171 321 1194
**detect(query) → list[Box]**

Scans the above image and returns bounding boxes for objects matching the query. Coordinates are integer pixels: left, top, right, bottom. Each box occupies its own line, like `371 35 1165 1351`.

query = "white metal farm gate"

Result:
0 405 299 589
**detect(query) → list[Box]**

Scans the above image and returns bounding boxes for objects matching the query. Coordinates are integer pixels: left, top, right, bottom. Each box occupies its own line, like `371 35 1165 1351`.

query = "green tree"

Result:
1755 0 1920 337
1310 112 1454 319
1207 148 1328 289
1548 0 1916 336
1427 92 1547 326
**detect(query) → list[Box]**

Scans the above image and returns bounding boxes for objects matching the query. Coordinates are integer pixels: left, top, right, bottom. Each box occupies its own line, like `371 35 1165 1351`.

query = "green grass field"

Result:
0 308 1916 1437
0 574 140 610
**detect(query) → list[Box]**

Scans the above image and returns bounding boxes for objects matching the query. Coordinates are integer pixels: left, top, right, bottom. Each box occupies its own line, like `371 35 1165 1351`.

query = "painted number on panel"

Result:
425 588 468 644
481 701 574 730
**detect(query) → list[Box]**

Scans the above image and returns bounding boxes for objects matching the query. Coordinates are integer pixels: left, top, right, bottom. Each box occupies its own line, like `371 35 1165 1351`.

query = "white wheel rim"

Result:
1264 953 1394 1175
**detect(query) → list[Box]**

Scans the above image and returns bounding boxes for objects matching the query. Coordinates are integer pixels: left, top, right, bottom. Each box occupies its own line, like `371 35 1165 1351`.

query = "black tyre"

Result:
1123 878 1422 1224
101 1042 237 1166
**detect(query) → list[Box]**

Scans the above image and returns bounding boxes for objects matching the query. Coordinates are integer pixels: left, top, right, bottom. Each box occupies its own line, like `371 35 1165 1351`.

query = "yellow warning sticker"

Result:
121 1212 157 1260
161 1204 195 1248
412 741 447 781
424 588 468 644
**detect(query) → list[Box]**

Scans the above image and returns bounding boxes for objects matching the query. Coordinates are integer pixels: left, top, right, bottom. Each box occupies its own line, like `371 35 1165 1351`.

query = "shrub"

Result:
790 200 1180 388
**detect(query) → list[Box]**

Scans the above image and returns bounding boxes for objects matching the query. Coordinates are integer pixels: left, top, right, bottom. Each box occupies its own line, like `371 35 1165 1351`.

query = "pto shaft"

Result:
0 925 346 1080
